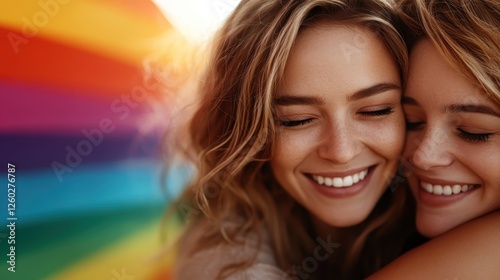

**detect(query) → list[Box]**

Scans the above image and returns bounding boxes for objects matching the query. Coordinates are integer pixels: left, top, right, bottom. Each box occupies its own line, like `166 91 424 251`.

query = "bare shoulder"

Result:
367 210 500 280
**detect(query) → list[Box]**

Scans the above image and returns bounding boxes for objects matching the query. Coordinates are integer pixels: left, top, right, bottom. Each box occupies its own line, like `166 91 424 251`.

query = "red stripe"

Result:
150 268 173 280
0 25 151 98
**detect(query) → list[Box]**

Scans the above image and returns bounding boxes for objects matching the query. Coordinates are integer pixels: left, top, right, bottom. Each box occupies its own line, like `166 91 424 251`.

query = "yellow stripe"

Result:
0 0 181 65
48 221 182 280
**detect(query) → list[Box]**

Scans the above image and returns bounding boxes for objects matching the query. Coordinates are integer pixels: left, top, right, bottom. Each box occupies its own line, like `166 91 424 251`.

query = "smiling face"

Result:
270 22 405 228
403 39 500 238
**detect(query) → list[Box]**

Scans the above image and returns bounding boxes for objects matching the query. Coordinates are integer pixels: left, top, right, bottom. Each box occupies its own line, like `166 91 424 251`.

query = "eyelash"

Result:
280 108 394 127
406 122 492 143
359 107 394 117
280 119 314 127
457 129 491 143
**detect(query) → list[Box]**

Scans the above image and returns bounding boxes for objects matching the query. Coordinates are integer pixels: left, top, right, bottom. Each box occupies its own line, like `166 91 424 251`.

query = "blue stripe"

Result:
0 159 190 223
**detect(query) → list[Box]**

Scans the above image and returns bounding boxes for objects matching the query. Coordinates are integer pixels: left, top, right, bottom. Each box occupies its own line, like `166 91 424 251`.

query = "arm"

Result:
367 210 500 280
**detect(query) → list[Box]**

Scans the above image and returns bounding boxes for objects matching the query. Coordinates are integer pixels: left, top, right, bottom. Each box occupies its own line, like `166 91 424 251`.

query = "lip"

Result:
307 165 376 198
413 175 480 208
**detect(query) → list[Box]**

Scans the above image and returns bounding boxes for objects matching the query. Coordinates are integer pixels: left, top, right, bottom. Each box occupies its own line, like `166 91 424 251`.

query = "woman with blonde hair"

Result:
369 0 500 278
167 0 417 279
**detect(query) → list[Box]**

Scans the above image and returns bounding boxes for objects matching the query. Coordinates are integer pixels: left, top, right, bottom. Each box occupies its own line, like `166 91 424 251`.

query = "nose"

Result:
318 122 362 164
408 128 454 170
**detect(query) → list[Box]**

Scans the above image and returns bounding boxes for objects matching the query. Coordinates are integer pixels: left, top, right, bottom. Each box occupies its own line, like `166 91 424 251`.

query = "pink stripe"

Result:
0 82 161 135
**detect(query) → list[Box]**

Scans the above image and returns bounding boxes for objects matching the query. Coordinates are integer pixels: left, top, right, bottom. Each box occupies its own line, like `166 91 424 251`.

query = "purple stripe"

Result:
0 131 163 170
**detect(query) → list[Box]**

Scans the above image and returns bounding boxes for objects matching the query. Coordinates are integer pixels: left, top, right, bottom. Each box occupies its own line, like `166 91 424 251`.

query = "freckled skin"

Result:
270 22 405 228
403 39 500 237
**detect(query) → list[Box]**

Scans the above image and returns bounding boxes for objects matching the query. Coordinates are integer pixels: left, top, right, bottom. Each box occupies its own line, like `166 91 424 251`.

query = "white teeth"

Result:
324 177 333 187
421 181 476 195
318 176 324 185
312 168 369 188
360 170 367 180
442 185 452 196
423 182 433 193
353 174 359 183
343 176 353 187
434 185 443 195
333 178 343 187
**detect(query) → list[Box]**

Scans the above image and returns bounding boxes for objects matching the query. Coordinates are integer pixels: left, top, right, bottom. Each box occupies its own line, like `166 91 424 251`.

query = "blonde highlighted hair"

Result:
397 0 500 104
167 0 413 279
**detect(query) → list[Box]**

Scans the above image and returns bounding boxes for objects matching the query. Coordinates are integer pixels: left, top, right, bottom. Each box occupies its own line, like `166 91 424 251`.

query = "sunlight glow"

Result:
152 0 241 44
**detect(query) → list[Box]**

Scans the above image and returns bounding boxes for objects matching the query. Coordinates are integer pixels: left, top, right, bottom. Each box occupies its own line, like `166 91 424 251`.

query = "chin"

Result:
324 210 370 228
415 215 455 238
416 223 441 238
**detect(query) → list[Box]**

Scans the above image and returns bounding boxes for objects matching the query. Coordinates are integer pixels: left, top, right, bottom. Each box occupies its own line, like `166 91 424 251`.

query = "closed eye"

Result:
457 129 492 143
359 107 394 117
280 119 314 127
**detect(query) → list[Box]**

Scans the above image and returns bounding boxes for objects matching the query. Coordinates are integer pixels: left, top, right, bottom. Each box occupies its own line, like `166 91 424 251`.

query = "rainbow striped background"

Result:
0 0 206 279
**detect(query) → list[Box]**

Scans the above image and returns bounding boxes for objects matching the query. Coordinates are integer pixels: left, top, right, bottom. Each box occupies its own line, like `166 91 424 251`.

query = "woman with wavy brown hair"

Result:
166 0 416 279
368 0 500 278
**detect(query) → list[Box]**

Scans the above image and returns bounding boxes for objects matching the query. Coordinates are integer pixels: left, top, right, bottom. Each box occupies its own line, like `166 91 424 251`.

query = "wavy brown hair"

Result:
167 0 414 279
397 0 500 104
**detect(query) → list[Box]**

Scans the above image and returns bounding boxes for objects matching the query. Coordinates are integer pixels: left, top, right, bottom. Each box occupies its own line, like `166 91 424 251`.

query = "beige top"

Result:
174 222 288 279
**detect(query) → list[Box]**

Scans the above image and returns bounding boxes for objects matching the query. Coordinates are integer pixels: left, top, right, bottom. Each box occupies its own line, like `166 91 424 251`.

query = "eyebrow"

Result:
347 83 400 101
275 83 400 106
446 104 500 117
274 96 325 106
402 97 500 118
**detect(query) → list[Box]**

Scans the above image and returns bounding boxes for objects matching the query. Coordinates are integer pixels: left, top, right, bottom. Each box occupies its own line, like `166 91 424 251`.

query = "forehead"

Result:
406 39 500 114
406 39 488 105
278 21 399 98
291 21 382 64
408 39 454 84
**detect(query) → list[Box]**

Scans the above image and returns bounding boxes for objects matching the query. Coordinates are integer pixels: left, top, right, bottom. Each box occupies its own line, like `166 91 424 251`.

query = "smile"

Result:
312 168 369 188
420 181 478 196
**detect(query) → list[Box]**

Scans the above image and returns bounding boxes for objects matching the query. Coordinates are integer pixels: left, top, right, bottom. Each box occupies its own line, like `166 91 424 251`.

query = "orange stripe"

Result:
0 0 173 66
86 0 167 20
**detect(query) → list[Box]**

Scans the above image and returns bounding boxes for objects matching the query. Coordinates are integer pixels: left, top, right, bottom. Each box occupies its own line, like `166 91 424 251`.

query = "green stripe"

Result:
0 205 165 280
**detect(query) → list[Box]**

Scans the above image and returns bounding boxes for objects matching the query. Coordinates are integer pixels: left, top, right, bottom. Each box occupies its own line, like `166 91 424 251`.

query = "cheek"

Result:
464 146 500 187
403 131 420 159
271 131 316 172
365 116 405 159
